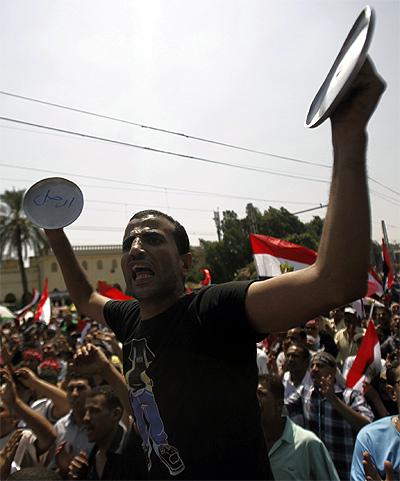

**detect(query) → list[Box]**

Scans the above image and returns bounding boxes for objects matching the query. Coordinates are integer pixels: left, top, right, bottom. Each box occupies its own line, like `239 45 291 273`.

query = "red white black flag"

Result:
249 233 317 277
34 278 51 324
346 319 381 392
14 288 41 318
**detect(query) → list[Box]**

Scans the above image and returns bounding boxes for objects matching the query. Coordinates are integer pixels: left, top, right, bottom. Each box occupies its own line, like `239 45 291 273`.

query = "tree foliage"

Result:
0 189 49 304
197 204 324 283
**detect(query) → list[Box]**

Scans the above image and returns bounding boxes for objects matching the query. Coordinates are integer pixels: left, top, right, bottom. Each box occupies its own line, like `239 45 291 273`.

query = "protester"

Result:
0 369 56 477
381 314 400 359
258 374 340 481
53 374 95 478
67 385 146 480
286 351 374 480
275 327 307 375
12 367 69 423
305 318 338 357
28 58 384 479
350 359 400 481
328 307 345 335
282 343 312 426
335 307 365 368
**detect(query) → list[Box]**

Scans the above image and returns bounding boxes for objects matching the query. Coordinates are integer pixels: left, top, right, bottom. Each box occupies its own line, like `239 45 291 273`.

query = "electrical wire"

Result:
0 172 319 206
0 117 331 184
1 90 398 196
0 90 331 168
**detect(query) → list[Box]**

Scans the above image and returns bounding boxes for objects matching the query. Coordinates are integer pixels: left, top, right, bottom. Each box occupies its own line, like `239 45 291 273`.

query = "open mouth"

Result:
132 266 155 281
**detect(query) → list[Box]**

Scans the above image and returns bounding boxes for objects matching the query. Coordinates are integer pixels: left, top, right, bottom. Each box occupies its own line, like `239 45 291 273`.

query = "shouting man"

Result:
45 59 385 479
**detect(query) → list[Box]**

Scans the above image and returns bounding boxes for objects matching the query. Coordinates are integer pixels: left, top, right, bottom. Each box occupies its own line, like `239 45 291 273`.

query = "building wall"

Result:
0 245 126 302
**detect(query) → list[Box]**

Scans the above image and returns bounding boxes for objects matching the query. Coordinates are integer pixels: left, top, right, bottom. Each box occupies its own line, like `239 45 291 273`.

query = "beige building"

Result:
0 245 126 305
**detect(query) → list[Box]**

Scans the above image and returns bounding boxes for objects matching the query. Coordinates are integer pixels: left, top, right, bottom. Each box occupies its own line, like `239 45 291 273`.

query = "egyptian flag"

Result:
14 288 41 318
382 237 393 291
346 319 381 392
250 233 317 278
97 281 133 300
34 279 51 324
367 267 383 298
201 268 212 286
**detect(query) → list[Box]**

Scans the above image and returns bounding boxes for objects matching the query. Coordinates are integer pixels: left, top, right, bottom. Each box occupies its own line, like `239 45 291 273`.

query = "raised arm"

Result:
246 58 386 333
73 343 132 424
45 229 110 325
0 369 56 455
15 367 69 420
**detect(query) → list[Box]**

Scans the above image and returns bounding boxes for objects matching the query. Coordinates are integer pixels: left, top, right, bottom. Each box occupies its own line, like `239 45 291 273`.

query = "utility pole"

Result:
213 209 222 242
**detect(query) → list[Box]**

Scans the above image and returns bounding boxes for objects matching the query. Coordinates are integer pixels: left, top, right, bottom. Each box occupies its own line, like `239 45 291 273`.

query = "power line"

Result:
1 90 398 197
0 90 331 169
2 90 399 199
0 117 331 184
0 172 317 207
291 204 328 215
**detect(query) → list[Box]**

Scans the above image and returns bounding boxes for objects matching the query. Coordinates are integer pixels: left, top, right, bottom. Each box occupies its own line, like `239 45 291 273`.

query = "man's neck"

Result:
290 368 307 386
139 289 185 320
72 409 85 426
96 424 120 453
263 416 286 451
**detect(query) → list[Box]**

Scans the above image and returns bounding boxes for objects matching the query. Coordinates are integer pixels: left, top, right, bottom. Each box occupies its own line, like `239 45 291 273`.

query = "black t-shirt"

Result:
87 425 147 480
104 281 272 480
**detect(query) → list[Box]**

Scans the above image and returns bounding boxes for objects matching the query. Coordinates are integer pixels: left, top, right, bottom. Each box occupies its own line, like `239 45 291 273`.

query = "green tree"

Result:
200 204 325 283
0 189 49 305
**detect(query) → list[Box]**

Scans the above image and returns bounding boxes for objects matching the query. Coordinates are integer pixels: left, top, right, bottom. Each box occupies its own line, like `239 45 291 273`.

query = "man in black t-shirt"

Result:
45 59 385 479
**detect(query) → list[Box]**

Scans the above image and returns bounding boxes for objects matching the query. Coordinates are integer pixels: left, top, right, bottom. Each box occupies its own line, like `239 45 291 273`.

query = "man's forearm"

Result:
14 399 56 454
315 130 370 305
33 378 69 419
45 229 109 324
45 229 95 310
102 362 132 416
327 393 370 431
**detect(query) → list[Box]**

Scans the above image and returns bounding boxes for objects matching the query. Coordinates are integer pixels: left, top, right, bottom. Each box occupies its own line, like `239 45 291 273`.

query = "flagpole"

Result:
381 220 394 266
368 302 375 321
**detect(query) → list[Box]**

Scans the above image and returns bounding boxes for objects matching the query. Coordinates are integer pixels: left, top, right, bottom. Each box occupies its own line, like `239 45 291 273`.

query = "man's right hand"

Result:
363 451 396 481
73 343 108 376
331 57 386 141
68 451 89 480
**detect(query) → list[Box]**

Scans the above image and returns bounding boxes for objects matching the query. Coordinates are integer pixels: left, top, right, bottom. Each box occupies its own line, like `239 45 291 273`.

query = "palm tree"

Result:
0 188 49 305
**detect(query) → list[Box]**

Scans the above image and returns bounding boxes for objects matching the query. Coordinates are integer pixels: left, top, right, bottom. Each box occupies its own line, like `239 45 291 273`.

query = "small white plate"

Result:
305 6 374 128
23 177 84 229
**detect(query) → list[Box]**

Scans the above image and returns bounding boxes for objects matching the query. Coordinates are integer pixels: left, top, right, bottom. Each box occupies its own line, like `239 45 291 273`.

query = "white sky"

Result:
1 0 399 248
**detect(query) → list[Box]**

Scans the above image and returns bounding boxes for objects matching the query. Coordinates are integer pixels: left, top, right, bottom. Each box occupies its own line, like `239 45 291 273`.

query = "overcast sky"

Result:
1 0 399 249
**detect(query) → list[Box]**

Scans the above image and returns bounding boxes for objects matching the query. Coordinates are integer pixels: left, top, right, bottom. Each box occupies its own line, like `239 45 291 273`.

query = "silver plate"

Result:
305 6 374 128
23 177 84 229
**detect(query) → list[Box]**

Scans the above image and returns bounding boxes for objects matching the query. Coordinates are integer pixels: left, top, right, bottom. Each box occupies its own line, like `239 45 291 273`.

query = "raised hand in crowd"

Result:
67 450 89 480
93 330 123 360
73 343 132 426
316 372 336 398
0 429 23 479
55 441 75 479
14 366 69 419
363 451 396 481
0 335 19 366
0 368 56 455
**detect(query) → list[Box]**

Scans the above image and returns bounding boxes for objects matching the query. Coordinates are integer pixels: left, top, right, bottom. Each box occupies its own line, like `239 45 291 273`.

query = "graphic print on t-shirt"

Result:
125 338 185 476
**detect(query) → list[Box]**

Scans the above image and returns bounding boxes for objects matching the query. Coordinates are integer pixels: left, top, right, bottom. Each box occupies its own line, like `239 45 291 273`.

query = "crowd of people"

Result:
0 299 399 480
1 52 398 481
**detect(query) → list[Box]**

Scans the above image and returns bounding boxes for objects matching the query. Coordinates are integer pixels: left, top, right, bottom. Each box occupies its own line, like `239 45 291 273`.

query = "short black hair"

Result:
287 343 310 363
129 210 190 255
67 373 96 388
386 359 400 386
88 385 123 411
258 374 284 401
